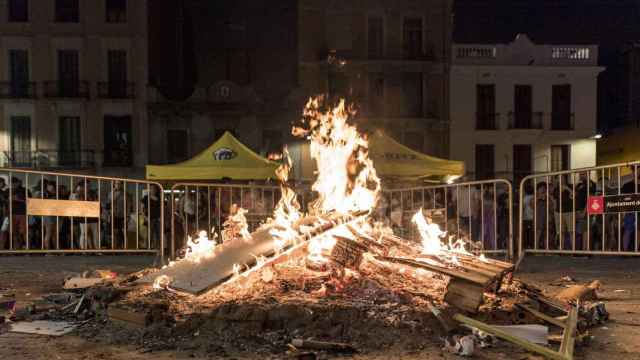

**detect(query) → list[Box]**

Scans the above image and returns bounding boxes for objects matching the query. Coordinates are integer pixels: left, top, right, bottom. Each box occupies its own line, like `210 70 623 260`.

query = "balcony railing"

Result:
3 150 96 169
507 111 544 129
43 81 90 99
97 81 135 99
551 112 575 130
475 113 500 130
0 82 37 99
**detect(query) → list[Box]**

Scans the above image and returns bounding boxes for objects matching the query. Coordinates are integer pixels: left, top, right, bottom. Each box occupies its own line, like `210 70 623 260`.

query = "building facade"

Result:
298 0 453 157
0 0 148 176
146 0 299 165
450 34 604 183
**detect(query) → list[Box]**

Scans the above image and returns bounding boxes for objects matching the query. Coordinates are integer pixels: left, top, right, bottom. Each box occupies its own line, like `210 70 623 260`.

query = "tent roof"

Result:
146 131 279 181
287 130 465 181
368 131 465 179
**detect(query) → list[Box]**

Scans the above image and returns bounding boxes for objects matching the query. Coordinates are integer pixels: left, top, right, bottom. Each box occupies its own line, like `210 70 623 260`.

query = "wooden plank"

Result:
517 304 567 329
453 314 569 360
63 277 105 289
559 306 579 360
376 256 493 287
27 198 100 217
444 279 485 313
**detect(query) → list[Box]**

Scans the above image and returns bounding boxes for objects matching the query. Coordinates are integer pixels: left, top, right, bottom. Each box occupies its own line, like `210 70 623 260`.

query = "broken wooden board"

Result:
138 226 278 294
10 320 77 336
444 278 485 313
375 256 494 287
138 211 368 295
63 277 105 290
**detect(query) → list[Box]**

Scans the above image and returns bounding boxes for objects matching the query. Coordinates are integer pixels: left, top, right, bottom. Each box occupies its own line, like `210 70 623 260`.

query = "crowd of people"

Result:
521 169 640 252
0 177 163 251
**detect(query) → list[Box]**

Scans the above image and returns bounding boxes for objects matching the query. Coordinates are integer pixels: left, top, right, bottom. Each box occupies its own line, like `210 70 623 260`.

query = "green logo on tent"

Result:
213 147 237 160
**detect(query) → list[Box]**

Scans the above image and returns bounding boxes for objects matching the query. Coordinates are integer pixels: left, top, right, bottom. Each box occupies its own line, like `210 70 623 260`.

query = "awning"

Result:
146 131 279 181
287 130 465 181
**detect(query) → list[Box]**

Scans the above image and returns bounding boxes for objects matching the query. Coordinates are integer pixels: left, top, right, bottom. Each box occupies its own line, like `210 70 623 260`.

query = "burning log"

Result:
329 236 369 269
138 210 369 295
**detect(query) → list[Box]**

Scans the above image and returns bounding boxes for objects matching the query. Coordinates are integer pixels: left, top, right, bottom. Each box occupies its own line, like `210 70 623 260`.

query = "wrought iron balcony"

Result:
0 82 37 99
3 150 96 169
475 113 500 130
507 111 544 129
43 81 90 99
97 81 135 99
551 112 575 130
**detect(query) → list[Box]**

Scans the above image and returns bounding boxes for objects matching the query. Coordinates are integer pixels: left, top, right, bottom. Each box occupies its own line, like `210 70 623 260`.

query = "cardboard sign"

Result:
588 194 640 214
27 198 100 217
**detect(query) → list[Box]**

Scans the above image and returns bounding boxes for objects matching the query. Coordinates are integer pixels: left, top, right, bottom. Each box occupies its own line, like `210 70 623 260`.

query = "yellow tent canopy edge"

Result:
145 131 279 181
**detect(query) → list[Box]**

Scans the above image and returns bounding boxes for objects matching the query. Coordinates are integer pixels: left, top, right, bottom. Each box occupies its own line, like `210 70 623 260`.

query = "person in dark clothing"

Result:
141 185 162 250
621 171 640 251
553 180 574 249
10 178 28 249
575 173 597 250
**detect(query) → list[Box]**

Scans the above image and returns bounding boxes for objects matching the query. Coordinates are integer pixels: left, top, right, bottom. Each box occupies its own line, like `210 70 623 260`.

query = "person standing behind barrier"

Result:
455 185 480 241
142 186 161 250
621 171 639 251
535 182 554 249
108 181 129 249
522 184 535 249
575 173 596 250
0 178 8 249
178 190 196 242
553 179 574 249
482 187 496 250
11 178 28 249
42 181 57 249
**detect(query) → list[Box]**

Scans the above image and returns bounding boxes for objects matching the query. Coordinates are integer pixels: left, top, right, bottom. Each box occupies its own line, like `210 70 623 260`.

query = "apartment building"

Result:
450 34 604 183
0 0 147 176
298 0 453 157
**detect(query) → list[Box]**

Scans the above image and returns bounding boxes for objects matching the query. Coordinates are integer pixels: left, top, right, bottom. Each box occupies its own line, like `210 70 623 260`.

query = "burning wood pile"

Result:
15 98 605 359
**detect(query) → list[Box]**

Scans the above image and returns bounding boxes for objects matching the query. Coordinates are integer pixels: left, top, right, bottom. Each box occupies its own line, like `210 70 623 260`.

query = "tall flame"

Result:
295 98 380 215
412 208 446 255
268 146 302 253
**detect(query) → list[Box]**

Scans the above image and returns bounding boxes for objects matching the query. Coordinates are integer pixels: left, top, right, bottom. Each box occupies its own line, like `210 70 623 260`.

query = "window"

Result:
55 0 79 23
8 0 28 22
404 131 424 152
8 49 29 97
10 116 31 166
403 17 423 60
475 144 495 180
106 0 126 23
367 16 383 59
401 73 423 117
552 84 572 130
58 116 81 166
167 129 188 163
513 85 533 128
107 49 127 96
368 73 384 116
57 49 79 96
328 71 349 101
476 84 496 129
103 115 132 166
513 144 532 184
225 49 251 85
551 145 570 172
326 14 352 51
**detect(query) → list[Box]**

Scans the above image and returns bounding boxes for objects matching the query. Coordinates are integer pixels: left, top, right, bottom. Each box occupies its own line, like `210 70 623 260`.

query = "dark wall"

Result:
148 0 298 107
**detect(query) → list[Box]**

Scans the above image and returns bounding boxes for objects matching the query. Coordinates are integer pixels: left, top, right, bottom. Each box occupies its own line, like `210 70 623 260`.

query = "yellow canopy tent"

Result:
146 131 279 181
288 130 465 181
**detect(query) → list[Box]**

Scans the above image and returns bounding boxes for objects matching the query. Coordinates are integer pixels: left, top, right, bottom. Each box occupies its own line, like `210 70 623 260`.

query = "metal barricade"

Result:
0 168 165 262
518 161 640 258
170 183 283 257
381 180 513 258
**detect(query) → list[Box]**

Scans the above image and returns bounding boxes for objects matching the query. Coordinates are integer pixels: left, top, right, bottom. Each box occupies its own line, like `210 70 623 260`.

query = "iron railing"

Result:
43 80 90 99
476 113 500 130
0 81 37 99
97 81 135 99
508 111 544 129
551 112 575 130
3 150 96 169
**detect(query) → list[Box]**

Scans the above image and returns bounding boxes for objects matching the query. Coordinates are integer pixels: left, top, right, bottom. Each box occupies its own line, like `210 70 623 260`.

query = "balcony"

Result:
0 82 37 99
508 111 543 129
43 81 90 99
3 150 96 169
475 113 500 130
97 81 135 99
551 112 575 130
